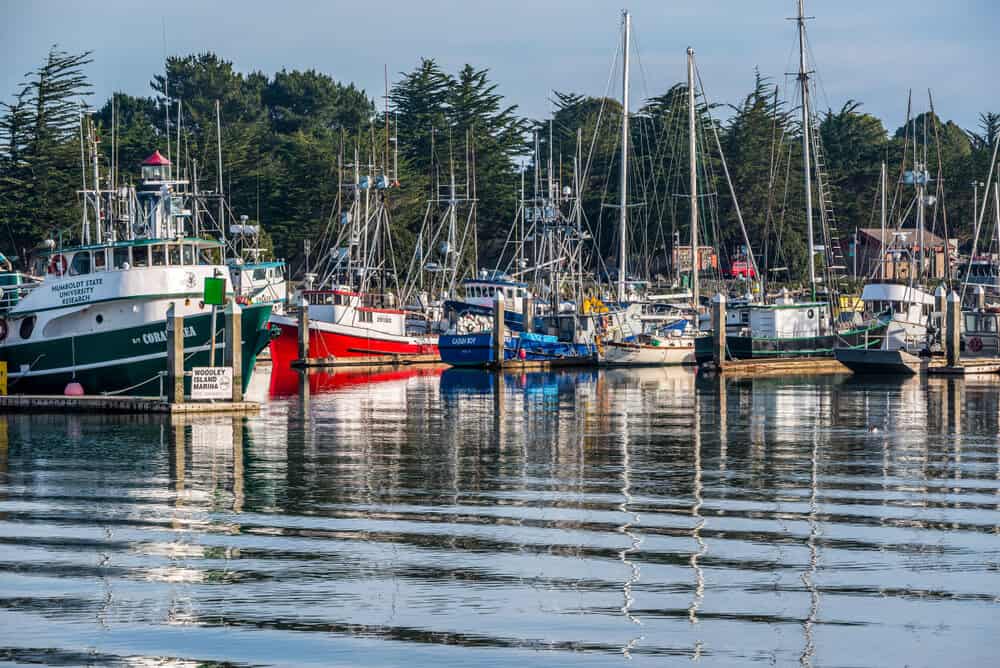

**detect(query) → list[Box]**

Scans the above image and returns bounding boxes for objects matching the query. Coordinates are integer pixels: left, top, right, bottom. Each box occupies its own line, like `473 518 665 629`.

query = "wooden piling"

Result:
493 290 506 367
523 297 534 334
934 284 946 336
711 293 726 366
946 290 961 367
297 295 310 362
165 303 184 404
225 300 243 403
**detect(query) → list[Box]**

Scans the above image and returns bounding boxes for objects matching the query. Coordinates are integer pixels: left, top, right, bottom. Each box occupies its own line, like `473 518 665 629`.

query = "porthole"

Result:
19 315 35 339
807 309 815 319
96 314 104 324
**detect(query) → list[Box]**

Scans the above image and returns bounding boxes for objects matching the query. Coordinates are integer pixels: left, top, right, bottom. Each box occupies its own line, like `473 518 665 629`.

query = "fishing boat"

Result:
269 142 439 368
695 289 888 362
0 146 272 396
438 330 596 368
833 282 935 376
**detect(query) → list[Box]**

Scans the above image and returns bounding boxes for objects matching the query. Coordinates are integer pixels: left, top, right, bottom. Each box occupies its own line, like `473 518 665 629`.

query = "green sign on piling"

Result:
203 276 226 306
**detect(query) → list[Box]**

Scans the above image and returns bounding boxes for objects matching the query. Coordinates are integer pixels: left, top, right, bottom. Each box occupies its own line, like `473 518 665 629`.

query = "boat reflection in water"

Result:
1 365 999 666
268 361 445 398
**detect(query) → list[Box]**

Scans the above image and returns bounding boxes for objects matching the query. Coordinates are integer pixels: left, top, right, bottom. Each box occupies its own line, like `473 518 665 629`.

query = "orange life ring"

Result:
48 254 68 276
968 336 983 353
0 318 7 342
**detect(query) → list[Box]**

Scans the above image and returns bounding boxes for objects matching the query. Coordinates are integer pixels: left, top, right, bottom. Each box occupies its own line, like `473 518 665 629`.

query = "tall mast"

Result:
880 161 887 280
617 9 631 303
797 0 816 297
91 121 101 244
687 47 699 310
216 100 225 246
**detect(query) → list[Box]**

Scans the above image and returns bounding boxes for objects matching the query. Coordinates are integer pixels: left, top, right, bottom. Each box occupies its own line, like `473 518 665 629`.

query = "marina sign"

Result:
190 366 232 400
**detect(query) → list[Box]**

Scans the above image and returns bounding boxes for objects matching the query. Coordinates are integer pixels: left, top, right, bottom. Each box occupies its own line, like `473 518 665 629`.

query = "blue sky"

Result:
2 0 997 133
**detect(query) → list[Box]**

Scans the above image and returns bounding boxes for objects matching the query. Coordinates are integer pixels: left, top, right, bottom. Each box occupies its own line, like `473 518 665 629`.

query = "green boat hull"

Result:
0 303 272 396
694 320 888 363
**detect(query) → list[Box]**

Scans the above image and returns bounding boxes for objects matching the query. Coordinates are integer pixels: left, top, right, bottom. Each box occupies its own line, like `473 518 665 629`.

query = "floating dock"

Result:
293 353 441 368
0 395 260 414
927 358 1000 375
705 357 850 377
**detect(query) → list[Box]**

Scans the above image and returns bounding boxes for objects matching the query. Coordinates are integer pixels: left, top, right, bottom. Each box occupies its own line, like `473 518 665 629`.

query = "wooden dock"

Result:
705 357 851 377
293 353 440 368
0 395 260 414
927 357 1000 376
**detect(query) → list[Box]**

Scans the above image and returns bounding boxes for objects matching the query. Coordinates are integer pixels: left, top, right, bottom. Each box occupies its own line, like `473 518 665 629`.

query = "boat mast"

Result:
796 0 816 298
617 9 631 304
880 161 887 280
687 47 699 311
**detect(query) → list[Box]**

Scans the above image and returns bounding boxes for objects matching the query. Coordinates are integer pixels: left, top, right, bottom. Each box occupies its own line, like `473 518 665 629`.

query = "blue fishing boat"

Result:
438 331 596 368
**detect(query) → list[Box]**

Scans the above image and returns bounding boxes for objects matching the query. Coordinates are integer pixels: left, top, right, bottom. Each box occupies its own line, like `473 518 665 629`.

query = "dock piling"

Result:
946 290 961 367
493 291 505 367
166 304 184 404
297 295 310 362
225 299 243 403
711 293 727 366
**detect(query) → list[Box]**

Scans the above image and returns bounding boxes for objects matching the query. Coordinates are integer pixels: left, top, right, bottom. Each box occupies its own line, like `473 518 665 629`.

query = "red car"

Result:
729 260 757 279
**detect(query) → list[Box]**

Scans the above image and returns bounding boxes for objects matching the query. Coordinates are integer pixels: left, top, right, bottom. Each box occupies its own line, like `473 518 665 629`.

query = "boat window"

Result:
253 268 267 281
518 289 526 298
168 244 181 265
965 314 978 332
19 315 35 339
93 249 106 271
198 247 221 265
506 288 514 299
113 247 130 270
69 252 91 276
182 244 194 265
132 246 150 268
985 316 998 333
151 245 166 266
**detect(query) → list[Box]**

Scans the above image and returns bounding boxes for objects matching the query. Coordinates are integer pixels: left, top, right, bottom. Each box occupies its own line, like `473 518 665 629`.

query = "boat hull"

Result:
438 332 597 368
0 303 273 396
833 347 923 375
695 321 888 363
603 341 695 366
269 314 439 368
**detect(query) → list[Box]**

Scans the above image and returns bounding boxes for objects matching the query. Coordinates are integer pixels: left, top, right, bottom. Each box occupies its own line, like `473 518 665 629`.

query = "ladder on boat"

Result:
809 117 848 284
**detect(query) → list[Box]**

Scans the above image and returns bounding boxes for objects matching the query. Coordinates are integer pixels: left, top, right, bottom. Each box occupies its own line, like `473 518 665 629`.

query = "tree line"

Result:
1 47 997 283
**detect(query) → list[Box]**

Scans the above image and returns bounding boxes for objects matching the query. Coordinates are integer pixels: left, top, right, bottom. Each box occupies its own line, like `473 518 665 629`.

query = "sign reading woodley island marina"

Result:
190 367 232 400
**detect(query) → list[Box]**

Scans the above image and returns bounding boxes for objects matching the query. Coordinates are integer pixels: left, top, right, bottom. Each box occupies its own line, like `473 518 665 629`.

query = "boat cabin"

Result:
230 260 287 307
859 283 934 324
302 289 409 337
963 310 1000 356
460 276 529 314
746 302 830 338
33 239 224 280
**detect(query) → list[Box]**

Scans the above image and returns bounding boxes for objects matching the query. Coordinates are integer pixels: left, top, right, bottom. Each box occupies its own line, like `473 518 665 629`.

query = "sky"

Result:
2 0 997 133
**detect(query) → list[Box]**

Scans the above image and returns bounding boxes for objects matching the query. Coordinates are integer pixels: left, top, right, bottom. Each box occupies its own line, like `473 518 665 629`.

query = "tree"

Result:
0 47 92 258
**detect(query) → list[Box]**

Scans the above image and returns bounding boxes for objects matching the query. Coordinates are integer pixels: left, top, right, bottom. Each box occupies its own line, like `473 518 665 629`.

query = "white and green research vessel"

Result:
0 149 272 396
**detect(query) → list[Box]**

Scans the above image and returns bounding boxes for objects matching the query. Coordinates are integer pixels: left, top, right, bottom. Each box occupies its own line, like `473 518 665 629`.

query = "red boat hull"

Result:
269 318 439 368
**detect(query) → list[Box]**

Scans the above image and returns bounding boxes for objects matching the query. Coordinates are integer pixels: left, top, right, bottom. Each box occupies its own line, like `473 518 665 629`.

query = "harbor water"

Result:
0 365 997 666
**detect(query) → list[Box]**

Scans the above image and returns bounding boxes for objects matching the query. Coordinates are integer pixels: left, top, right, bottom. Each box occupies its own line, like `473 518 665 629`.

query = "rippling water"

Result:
1 365 998 666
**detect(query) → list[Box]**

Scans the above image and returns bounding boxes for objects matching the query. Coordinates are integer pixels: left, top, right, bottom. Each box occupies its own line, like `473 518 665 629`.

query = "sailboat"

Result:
694 0 887 363
601 14 699 366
